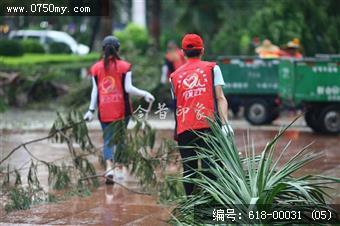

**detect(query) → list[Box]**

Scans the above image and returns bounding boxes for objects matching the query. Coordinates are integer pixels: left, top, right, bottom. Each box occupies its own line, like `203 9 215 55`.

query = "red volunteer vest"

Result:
90 59 132 122
170 59 216 135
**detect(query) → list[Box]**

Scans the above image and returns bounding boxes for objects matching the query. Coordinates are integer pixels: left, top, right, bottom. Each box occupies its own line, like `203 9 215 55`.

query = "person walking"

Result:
84 36 155 184
169 34 233 196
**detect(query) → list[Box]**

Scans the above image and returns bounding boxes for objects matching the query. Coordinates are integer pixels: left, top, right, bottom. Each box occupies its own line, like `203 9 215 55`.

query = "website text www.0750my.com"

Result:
6 4 91 15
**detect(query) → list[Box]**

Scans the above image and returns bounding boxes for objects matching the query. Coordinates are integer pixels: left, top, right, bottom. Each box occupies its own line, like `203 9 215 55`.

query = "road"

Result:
0 110 339 225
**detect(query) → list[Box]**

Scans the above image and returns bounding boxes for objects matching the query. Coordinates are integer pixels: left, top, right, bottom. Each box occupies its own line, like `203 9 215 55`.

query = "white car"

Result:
8 30 90 55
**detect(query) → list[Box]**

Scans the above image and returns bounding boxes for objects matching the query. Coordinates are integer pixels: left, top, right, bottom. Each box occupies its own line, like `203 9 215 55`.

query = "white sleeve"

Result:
213 65 225 86
160 65 168 84
89 77 98 110
124 71 147 97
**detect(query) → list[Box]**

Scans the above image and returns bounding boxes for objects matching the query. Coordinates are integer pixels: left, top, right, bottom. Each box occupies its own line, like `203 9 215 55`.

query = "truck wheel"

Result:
244 99 270 125
304 110 322 133
319 105 340 134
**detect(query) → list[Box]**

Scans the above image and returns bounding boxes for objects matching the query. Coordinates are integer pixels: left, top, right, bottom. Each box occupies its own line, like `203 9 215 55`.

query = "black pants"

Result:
178 129 215 196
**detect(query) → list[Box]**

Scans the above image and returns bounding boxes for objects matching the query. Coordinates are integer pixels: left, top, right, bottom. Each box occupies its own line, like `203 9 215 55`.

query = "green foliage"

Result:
74 156 99 188
27 161 40 188
49 42 72 54
14 169 22 186
5 187 32 212
0 98 8 112
160 30 183 51
4 185 50 213
212 26 252 55
49 111 94 152
65 182 92 198
21 40 45 54
211 1 261 55
159 174 185 203
0 53 99 66
4 162 49 213
47 163 71 190
172 0 339 56
114 23 149 53
62 81 91 110
175 0 225 52
73 30 91 46
123 49 162 93
2 164 10 187
248 0 339 55
0 40 24 56
172 118 340 224
49 111 99 188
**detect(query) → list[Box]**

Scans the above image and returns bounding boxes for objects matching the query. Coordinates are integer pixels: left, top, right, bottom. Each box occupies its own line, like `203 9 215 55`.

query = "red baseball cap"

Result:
182 34 204 50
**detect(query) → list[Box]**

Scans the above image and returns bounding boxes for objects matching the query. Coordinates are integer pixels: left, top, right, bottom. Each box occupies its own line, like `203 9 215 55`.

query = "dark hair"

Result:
184 49 202 58
103 45 120 70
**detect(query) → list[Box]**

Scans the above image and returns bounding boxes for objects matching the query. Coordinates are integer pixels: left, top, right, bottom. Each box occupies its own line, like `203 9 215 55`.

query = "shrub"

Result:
0 98 8 112
160 30 183 51
74 31 91 46
49 42 72 54
114 23 149 53
21 40 45 54
1 53 99 66
0 40 24 56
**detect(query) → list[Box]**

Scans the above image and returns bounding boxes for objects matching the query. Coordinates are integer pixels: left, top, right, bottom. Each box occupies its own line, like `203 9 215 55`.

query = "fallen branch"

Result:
0 121 85 165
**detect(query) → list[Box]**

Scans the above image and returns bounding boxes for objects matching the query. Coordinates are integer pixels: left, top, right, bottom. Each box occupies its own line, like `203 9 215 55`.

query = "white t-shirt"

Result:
213 65 225 86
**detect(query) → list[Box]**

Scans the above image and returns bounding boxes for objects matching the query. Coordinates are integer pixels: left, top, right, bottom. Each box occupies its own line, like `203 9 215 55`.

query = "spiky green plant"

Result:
172 118 340 225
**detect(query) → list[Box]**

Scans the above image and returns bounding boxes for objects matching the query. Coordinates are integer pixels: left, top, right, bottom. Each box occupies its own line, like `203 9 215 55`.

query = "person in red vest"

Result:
170 34 233 195
84 36 155 184
160 40 186 84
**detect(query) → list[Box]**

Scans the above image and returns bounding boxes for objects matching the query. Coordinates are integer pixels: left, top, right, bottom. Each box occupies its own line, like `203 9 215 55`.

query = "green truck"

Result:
218 56 280 125
279 58 340 134
219 56 340 134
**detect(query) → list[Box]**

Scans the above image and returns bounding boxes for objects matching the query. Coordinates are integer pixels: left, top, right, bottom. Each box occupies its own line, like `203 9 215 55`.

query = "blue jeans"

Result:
100 118 129 161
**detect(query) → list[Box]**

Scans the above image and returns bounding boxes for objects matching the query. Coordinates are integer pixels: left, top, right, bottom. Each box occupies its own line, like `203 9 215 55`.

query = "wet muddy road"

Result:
0 127 339 225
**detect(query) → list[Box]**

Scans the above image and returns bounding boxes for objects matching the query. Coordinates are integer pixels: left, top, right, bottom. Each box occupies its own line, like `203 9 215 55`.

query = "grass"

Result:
0 53 99 66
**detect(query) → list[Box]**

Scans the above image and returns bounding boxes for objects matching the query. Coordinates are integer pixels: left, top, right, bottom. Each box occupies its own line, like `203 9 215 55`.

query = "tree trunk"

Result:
90 0 113 52
147 0 161 48
89 17 100 52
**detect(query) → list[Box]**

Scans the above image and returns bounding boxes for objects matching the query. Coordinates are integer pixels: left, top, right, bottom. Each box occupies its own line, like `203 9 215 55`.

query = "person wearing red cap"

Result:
170 34 233 196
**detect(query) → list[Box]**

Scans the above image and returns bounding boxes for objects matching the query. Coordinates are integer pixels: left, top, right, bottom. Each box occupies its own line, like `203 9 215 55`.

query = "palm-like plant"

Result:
172 117 339 224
